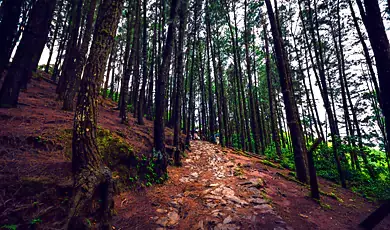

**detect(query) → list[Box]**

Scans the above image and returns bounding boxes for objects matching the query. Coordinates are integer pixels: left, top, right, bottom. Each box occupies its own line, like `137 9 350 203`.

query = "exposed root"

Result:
65 166 114 230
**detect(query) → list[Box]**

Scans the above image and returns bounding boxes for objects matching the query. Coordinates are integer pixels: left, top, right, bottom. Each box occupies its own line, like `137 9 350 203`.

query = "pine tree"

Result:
65 0 124 228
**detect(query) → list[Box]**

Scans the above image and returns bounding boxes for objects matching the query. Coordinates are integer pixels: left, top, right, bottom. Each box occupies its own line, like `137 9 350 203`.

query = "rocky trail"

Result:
113 141 390 230
114 141 291 230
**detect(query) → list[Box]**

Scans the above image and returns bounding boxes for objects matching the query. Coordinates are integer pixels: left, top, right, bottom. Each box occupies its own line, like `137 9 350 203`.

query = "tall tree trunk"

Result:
244 0 261 154
154 0 179 177
300 0 346 187
119 3 136 122
205 0 215 142
304 48 325 140
146 0 159 120
173 0 189 165
215 40 229 147
63 0 98 111
253 53 265 152
45 1 64 73
265 25 282 157
0 0 24 77
357 0 390 175
137 0 149 125
108 49 117 100
56 0 83 100
103 42 116 99
210 30 225 147
65 0 124 228
0 0 56 108
233 6 251 152
52 4 71 82
200 48 207 140
132 4 141 119
225 15 244 149
185 0 200 147
265 0 308 183
350 0 381 109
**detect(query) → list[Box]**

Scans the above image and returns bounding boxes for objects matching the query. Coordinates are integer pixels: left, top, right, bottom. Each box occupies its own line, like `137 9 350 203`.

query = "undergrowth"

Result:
262 140 390 201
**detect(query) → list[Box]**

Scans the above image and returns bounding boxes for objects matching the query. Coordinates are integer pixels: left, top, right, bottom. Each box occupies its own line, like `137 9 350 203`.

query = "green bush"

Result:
262 140 390 201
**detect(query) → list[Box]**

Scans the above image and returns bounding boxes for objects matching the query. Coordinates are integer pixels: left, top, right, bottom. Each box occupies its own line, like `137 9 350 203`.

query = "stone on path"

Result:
209 183 219 187
223 215 233 224
156 217 169 227
225 194 248 206
156 211 180 227
214 223 240 230
248 198 268 205
253 204 275 214
167 211 180 225
221 187 235 197
204 195 223 200
156 208 167 214
191 172 199 178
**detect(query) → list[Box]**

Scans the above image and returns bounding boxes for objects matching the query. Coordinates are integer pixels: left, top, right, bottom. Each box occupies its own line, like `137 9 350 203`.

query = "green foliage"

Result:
231 134 241 149
314 143 390 200
265 140 390 200
134 149 169 188
85 218 92 227
37 64 54 75
100 89 120 102
264 143 294 170
320 202 332 210
1 225 17 230
30 218 42 225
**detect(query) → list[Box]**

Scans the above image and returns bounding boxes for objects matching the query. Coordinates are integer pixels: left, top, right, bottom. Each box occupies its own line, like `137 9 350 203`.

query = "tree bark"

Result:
65 0 124 228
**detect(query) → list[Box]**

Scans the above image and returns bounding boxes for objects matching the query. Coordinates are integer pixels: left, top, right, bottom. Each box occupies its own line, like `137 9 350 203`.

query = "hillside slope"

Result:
0 75 389 229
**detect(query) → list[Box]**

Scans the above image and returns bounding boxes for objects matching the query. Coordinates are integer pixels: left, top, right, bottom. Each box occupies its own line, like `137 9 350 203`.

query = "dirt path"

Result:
114 141 292 230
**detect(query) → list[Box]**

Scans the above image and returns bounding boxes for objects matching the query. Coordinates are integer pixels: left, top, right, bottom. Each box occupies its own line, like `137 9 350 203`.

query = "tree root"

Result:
65 166 114 230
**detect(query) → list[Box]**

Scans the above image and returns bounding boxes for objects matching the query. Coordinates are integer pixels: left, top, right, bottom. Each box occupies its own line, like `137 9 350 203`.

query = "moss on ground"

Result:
259 159 284 169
